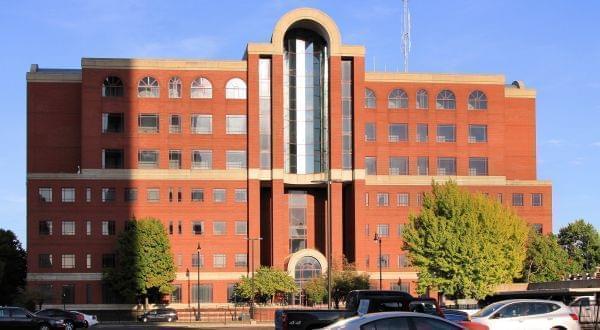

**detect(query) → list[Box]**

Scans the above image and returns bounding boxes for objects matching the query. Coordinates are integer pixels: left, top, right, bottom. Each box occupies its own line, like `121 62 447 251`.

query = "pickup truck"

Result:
275 290 444 330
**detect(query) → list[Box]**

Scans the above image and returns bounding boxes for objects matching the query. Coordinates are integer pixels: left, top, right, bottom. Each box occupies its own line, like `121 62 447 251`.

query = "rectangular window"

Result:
102 254 116 268
416 192 424 206
191 254 204 268
226 115 247 134
178 221 182 234
376 224 390 237
234 189 247 202
191 189 204 202
213 189 226 202
497 193 503 204
86 220 91 236
365 224 370 237
417 157 429 175
512 193 524 206
469 157 488 176
226 151 247 169
39 220 52 235
191 114 212 134
169 150 181 169
213 221 226 235
397 193 409 206
61 188 75 203
365 123 376 141
168 221 174 235
147 188 160 202
138 150 159 168
397 224 405 237
102 113 124 133
39 254 53 268
388 123 408 142
380 255 390 268
102 149 124 169
138 114 159 133
235 254 247 267
365 157 377 175
289 191 307 253
365 192 369 206
176 254 182 266
469 124 488 143
389 157 409 175
61 254 75 269
124 188 137 202
532 193 543 206
341 60 353 170
213 254 226 268
377 193 389 207
85 188 91 202
169 114 181 133
101 188 116 202
192 221 204 235
61 221 75 235
259 58 272 170
437 124 456 142
171 285 182 303
62 284 75 304
235 221 247 235
191 284 213 303
169 187 174 202
102 221 115 235
192 150 212 169
437 157 457 175
39 187 53 202
416 124 428 142
398 254 410 268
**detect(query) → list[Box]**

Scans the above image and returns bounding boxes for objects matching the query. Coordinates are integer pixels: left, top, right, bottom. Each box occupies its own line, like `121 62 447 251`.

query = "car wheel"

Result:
142 317 148 323
39 324 50 330
550 327 566 330
84 320 89 328
167 316 172 322
64 321 74 330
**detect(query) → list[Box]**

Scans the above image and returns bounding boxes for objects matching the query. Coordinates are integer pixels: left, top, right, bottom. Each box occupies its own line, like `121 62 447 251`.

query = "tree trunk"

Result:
144 295 149 310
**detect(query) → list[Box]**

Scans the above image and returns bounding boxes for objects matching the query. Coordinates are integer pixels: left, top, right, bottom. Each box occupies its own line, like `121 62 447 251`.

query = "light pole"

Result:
373 233 382 290
186 268 190 308
245 237 263 320
196 243 201 321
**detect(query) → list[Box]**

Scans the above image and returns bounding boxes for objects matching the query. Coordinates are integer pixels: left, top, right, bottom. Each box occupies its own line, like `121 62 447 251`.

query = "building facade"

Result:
26 8 552 305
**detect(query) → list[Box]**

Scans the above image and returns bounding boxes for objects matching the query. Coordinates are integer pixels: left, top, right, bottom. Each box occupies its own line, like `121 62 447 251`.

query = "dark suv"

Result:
35 309 84 329
138 308 178 322
0 306 68 329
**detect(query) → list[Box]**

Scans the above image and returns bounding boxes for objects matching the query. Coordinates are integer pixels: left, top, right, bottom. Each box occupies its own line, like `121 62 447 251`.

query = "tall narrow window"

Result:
468 90 488 110
469 157 488 176
365 123 376 141
169 150 181 169
365 88 376 109
389 123 408 142
365 157 377 175
169 114 181 133
259 58 272 169
102 76 124 97
225 78 247 99
436 90 456 110
417 157 429 175
190 115 212 134
168 77 182 98
416 89 428 109
388 89 408 109
289 191 307 253
416 124 428 142
137 76 159 98
532 193 543 207
85 188 91 202
342 60 353 169
191 77 212 99
192 150 212 169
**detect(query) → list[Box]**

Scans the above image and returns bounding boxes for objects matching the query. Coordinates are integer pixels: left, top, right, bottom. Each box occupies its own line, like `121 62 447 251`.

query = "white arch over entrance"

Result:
286 248 328 278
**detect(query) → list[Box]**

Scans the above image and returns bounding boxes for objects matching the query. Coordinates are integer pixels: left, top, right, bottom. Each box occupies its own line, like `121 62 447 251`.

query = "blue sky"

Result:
1 0 599 245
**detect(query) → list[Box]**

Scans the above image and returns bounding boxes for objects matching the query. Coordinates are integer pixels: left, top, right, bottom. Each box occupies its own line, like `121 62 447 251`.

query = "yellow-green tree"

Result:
522 230 575 283
234 267 298 303
403 182 528 299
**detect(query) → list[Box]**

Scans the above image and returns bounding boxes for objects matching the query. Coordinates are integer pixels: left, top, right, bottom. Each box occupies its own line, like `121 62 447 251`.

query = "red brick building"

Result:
26 8 551 305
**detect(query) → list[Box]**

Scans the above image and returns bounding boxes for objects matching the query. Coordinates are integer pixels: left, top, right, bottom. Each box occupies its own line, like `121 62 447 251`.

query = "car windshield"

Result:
472 301 509 317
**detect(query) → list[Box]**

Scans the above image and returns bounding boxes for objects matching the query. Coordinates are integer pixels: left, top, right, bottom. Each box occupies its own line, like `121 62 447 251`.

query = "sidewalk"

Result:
97 320 275 328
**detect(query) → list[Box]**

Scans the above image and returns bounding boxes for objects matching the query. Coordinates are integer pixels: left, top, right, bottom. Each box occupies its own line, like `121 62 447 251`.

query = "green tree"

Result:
104 218 176 305
0 229 27 305
522 231 575 283
331 268 370 308
403 182 529 299
304 277 326 305
557 219 600 273
234 267 298 303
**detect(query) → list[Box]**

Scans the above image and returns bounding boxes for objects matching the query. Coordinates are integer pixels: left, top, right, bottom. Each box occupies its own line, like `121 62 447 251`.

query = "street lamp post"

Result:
245 237 263 320
373 233 382 290
196 243 201 321
186 268 190 308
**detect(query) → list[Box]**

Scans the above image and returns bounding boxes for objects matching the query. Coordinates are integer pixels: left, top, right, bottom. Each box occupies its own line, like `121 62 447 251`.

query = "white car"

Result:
320 312 465 330
470 299 580 330
70 311 99 327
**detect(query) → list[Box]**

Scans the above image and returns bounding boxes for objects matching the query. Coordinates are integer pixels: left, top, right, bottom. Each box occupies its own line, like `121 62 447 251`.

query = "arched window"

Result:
388 89 408 109
294 256 322 285
225 78 247 99
365 88 376 109
102 76 123 97
168 77 182 98
137 76 159 98
416 89 428 109
191 77 212 99
468 90 487 110
436 90 456 110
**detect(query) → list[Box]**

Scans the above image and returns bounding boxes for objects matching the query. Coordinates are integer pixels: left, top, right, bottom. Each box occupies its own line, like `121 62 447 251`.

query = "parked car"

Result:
0 306 68 329
35 309 85 329
275 290 445 330
320 311 465 330
569 295 598 324
470 299 581 330
69 311 98 327
137 308 178 322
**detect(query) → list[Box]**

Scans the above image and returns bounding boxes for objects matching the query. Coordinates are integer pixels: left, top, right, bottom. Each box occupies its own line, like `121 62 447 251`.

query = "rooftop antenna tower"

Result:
401 0 411 72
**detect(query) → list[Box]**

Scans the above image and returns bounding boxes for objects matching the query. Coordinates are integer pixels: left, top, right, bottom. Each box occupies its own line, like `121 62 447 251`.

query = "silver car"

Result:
320 312 464 330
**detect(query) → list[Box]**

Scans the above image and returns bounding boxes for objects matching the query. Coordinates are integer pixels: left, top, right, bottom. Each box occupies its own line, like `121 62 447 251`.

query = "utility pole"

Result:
373 233 383 290
196 243 201 321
